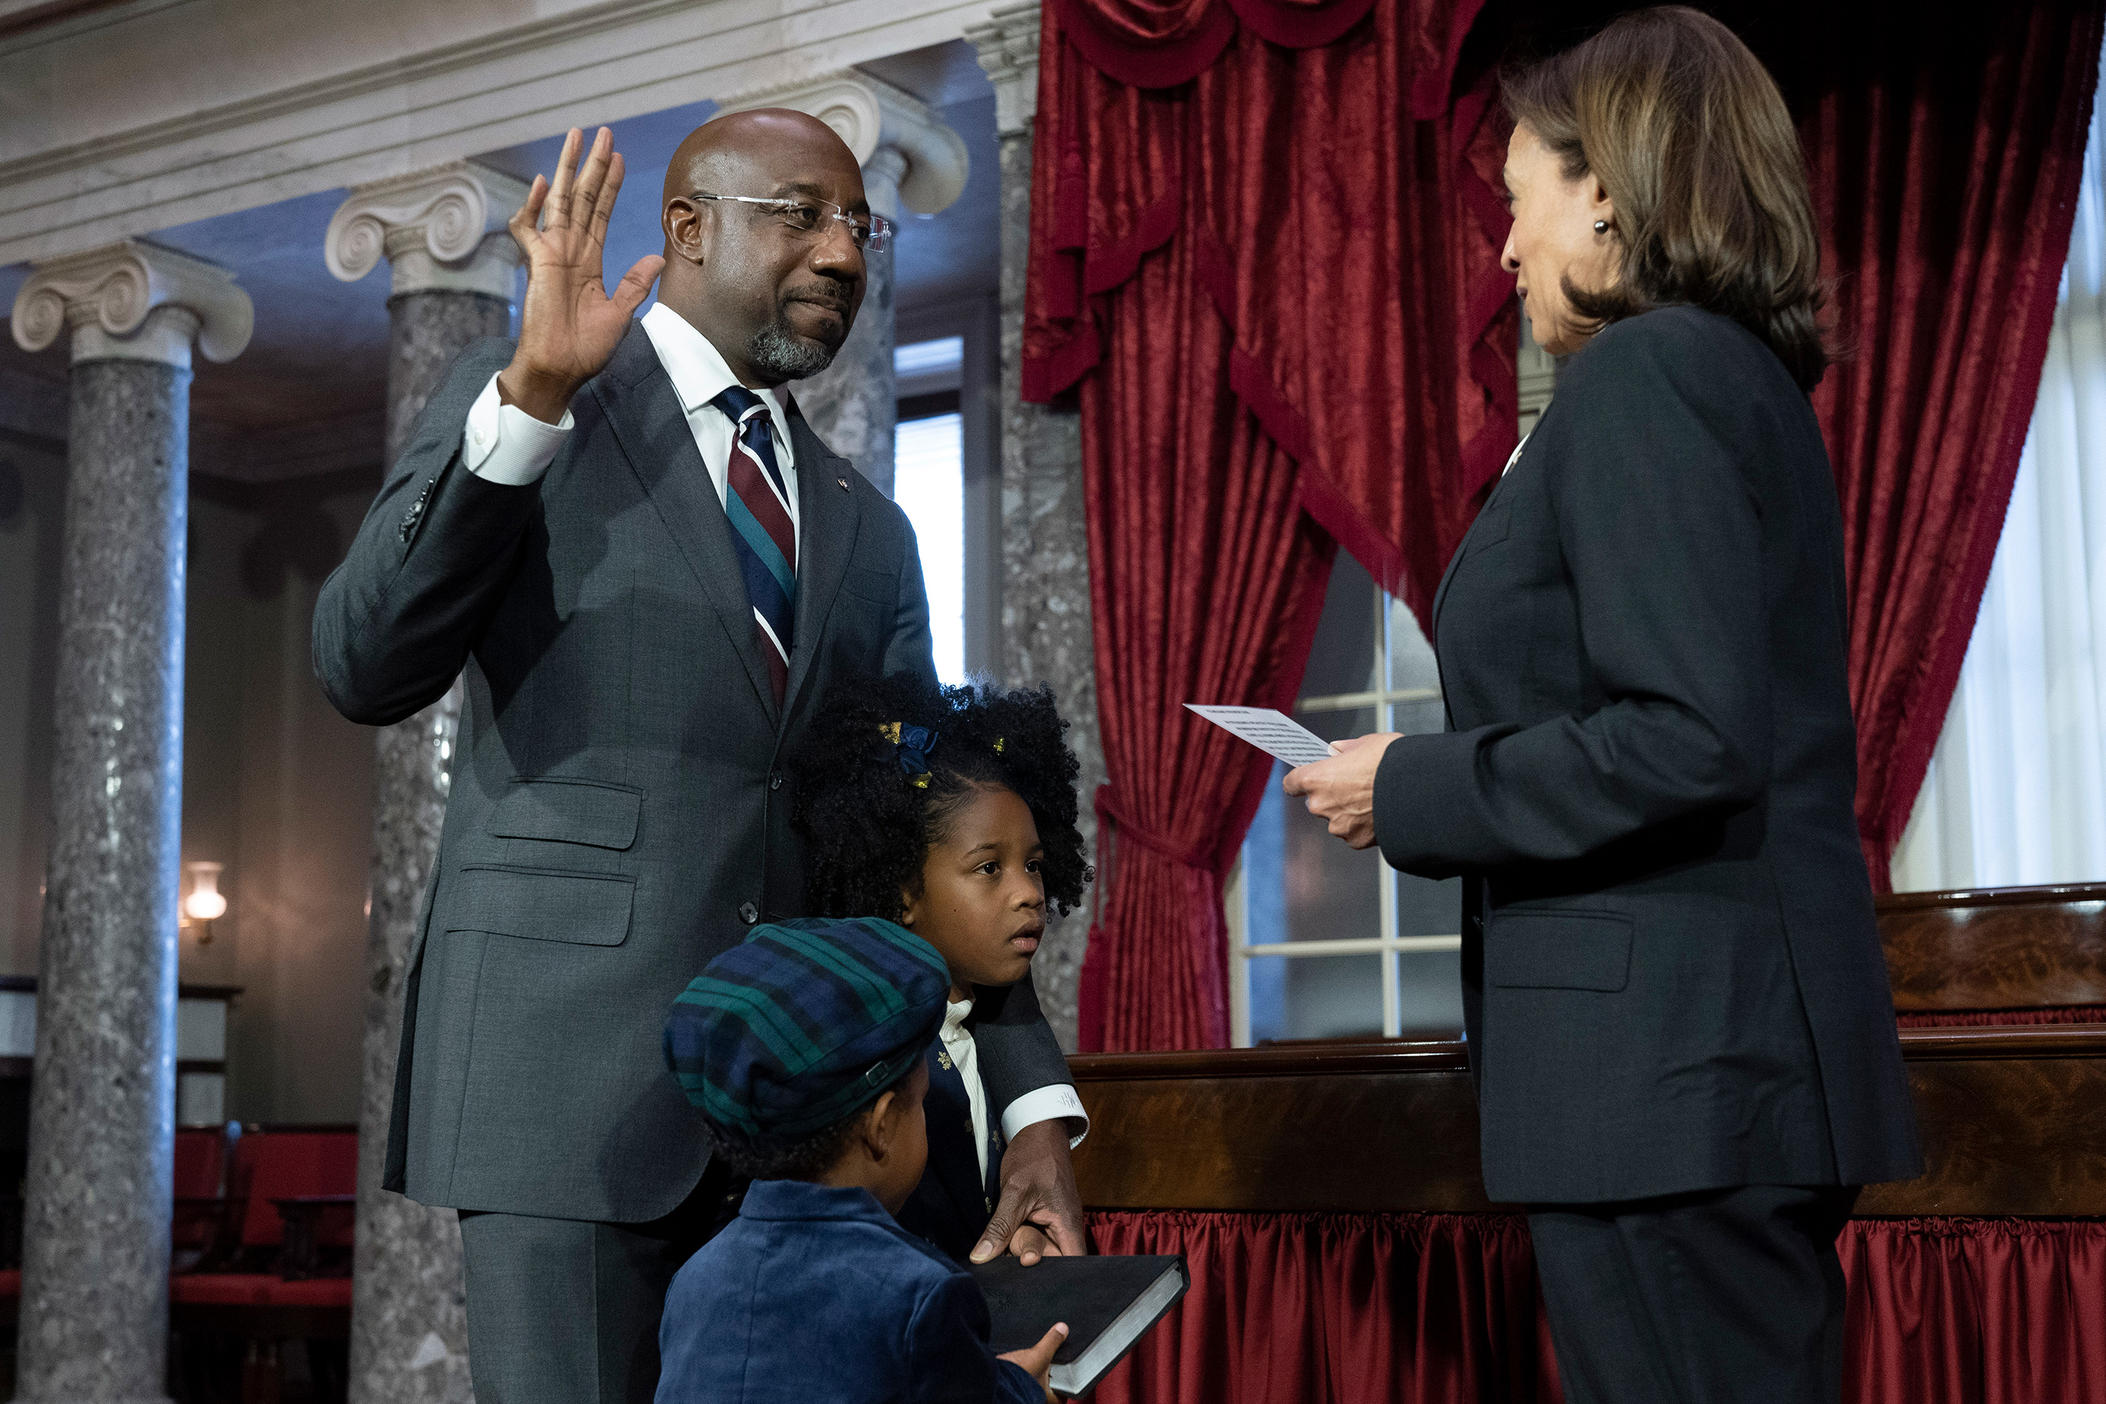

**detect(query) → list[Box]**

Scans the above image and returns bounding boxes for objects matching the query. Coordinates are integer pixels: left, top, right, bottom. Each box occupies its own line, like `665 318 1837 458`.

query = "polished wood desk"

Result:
1069 883 2106 1217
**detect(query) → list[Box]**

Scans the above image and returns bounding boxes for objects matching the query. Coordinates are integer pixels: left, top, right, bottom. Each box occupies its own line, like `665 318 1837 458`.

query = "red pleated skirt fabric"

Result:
1083 1210 2106 1403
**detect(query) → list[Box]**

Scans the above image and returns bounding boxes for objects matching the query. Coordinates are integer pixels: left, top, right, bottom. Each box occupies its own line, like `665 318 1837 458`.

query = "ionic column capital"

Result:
326 161 529 299
718 73 969 219
967 2 1043 138
10 239 253 368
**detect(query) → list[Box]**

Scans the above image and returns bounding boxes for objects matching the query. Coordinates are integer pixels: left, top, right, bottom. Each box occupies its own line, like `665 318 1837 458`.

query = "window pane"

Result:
1243 705 1385 948
1394 947 1465 1039
1390 695 1444 737
893 412 965 683
1247 952 1384 1043
1299 705 1378 748
1385 593 1442 695
894 336 964 386
1300 553 1381 700
1391 868 1461 938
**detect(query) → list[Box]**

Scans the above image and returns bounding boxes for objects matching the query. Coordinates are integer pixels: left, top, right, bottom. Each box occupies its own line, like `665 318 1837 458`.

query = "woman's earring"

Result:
1594 219 1610 235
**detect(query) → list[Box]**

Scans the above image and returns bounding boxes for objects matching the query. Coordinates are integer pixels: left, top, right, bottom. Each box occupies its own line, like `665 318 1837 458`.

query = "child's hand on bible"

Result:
999 1322 1070 1403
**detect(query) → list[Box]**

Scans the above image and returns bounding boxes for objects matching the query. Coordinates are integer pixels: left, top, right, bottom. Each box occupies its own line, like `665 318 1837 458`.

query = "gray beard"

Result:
747 319 837 382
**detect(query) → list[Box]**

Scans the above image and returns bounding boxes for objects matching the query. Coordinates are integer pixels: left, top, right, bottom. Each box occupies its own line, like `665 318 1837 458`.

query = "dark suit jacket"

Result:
1373 305 1922 1205
313 324 1072 1223
896 1040 1004 1264
655 1178 1043 1404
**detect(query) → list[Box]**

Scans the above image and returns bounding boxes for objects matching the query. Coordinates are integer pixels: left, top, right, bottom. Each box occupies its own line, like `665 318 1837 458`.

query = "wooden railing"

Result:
1068 883 2106 1217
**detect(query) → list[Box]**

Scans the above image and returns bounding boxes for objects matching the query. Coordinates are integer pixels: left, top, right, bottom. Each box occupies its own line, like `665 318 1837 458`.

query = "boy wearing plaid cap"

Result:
657 916 1067 1403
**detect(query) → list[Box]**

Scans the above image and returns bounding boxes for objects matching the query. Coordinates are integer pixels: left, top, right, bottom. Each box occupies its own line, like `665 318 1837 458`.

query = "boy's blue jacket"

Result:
656 1178 1045 1404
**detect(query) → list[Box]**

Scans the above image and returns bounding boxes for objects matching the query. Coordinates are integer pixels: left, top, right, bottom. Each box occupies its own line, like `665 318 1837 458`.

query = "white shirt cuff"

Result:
463 373 572 485
1001 1085 1089 1149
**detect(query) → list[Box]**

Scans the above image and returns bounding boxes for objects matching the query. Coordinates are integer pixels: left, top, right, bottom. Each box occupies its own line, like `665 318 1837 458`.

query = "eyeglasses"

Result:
686 192 894 252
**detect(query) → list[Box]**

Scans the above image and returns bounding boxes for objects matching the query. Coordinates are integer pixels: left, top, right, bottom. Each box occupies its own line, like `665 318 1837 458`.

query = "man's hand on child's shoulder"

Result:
999 1322 1069 1403
973 1121 1087 1265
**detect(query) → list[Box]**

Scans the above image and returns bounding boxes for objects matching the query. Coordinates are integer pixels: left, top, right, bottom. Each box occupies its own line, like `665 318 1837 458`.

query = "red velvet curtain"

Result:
1841 1218 2106 1404
1088 1211 1560 1403
1028 0 1517 1050
1086 1210 2106 1403
1028 0 1514 619
1075 231 1336 1050
1799 0 2106 888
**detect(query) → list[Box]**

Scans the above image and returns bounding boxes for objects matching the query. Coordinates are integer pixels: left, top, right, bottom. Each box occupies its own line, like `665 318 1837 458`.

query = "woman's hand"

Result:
1281 733 1401 849
999 1322 1070 1402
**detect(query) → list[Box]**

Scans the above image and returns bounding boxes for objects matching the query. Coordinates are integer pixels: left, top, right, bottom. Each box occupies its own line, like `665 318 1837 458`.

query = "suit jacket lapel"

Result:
593 323 777 722
1431 449 1521 637
1430 533 1466 638
782 411 861 719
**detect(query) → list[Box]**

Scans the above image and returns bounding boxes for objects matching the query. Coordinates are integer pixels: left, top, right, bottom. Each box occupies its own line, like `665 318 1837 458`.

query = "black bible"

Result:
973 1254 1190 1396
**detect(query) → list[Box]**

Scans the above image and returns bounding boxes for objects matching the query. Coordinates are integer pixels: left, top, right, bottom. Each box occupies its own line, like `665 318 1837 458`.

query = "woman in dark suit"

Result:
1284 9 1922 1403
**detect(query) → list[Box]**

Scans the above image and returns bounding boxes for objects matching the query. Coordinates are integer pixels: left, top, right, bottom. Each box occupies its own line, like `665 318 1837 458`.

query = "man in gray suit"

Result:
314 114 1087 1403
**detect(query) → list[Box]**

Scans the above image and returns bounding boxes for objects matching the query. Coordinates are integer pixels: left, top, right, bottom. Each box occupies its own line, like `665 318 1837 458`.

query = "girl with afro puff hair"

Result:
790 672 1091 1265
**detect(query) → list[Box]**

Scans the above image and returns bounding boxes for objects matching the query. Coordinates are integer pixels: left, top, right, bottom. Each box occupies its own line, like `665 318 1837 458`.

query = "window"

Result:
1892 84 2106 889
1226 327 1559 1045
894 336 968 684
1228 556 1465 1044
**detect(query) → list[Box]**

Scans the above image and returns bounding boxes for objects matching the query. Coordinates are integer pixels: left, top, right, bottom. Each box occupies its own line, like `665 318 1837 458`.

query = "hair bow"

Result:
879 722 940 787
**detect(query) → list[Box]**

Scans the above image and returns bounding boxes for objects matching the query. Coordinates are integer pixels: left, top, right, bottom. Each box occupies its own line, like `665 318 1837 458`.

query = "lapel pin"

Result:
836 475 850 491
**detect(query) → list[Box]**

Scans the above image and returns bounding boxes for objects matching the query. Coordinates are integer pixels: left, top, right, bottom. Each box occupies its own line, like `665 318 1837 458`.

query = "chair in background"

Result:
171 1123 242 1274
170 1125 357 1404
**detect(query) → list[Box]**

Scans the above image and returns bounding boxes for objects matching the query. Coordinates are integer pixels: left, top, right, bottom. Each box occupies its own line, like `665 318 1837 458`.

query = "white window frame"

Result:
1226 327 1558 1046
897 297 1002 679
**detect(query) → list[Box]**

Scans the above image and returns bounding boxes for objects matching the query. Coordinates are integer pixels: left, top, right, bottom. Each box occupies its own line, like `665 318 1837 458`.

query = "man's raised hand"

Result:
498 127 666 423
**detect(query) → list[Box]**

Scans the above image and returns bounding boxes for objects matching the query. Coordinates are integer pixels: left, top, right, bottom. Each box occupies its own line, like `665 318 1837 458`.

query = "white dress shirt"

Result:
940 998 995 1184
1501 432 1530 478
461 304 800 563
942 995 1090 1184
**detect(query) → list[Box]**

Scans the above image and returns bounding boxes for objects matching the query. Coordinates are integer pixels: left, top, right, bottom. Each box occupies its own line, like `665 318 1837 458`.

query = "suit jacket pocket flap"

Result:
487 778 642 850
1488 910 1632 992
844 566 895 603
451 866 634 946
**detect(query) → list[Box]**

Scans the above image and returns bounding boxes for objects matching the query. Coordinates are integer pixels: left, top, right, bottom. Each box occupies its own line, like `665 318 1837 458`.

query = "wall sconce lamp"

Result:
181 861 228 944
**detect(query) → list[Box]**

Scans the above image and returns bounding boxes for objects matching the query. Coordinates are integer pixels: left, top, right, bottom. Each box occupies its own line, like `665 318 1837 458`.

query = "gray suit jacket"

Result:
314 324 1073 1222
1373 306 1922 1205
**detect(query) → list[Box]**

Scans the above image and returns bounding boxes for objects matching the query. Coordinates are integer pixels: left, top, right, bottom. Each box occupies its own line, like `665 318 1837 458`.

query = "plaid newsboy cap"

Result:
664 916 950 1144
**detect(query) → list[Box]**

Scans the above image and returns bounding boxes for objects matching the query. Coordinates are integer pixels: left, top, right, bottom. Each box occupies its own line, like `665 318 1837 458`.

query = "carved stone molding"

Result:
967 1 1042 138
10 238 253 367
325 161 529 299
0 0 1028 267
719 73 969 218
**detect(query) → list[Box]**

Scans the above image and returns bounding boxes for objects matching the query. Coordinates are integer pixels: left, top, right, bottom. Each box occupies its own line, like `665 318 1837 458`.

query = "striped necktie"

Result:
711 386 797 705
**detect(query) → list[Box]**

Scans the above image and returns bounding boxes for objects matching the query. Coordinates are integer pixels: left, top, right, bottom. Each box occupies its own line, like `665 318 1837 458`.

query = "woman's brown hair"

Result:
1503 7 1828 389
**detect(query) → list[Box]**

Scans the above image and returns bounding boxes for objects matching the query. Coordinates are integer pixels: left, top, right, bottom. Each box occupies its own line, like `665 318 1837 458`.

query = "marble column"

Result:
721 76 970 498
8 240 251 1403
326 162 524 1404
971 3 1101 1049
